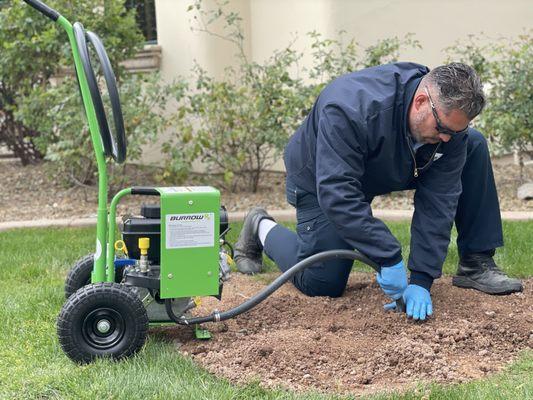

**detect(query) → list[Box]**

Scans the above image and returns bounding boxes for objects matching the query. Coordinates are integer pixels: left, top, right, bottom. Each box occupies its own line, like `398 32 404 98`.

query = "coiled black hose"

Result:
165 249 406 325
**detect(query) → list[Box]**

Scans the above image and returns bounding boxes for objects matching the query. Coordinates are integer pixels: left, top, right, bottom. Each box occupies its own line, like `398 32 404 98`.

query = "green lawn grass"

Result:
0 222 531 400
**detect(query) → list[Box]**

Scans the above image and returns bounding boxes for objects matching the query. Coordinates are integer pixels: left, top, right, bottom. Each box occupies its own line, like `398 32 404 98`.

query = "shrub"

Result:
0 0 141 166
162 1 307 192
446 32 533 181
163 0 420 192
16 72 180 191
304 30 421 108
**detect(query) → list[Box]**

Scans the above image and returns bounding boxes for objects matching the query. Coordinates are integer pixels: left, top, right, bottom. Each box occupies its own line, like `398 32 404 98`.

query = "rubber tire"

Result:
57 282 149 364
65 254 124 299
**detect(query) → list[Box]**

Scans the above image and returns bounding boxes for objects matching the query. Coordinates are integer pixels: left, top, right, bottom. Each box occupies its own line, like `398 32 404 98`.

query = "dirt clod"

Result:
258 346 274 357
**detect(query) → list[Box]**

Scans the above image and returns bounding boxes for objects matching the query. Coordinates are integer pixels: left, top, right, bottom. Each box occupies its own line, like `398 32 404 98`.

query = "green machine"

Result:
20 0 233 363
23 0 399 364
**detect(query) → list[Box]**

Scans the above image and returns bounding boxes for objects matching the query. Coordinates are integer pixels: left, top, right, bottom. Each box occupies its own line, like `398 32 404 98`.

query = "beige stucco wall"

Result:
141 0 251 163
143 0 532 168
248 0 532 68
155 0 251 84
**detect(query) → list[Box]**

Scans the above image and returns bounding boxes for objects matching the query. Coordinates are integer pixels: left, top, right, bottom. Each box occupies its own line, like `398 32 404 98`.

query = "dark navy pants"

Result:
263 130 504 297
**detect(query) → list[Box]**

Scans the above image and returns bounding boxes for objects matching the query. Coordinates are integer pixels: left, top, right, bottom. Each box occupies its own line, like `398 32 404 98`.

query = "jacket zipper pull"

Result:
414 168 418 178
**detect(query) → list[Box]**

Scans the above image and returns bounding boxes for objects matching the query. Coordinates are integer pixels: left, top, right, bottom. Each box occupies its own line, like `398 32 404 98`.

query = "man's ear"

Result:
412 91 428 112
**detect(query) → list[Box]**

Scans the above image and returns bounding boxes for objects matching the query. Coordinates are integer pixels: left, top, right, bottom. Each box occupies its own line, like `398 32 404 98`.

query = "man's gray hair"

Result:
423 63 485 120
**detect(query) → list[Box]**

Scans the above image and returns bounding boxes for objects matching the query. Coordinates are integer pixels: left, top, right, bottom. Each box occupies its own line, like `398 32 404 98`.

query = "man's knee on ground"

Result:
294 278 346 298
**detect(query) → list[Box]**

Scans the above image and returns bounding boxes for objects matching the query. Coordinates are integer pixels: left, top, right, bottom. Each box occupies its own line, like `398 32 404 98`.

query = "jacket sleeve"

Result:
409 135 468 290
315 104 403 266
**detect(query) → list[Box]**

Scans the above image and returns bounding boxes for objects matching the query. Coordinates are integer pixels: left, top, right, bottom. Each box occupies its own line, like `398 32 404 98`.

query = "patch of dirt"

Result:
0 160 531 222
157 273 532 396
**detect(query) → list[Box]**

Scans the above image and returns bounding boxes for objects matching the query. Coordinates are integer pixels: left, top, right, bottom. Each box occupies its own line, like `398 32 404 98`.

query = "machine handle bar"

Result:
131 187 160 196
22 0 60 21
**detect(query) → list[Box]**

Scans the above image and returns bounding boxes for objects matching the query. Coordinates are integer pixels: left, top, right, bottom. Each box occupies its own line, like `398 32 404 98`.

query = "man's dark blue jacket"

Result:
284 62 468 290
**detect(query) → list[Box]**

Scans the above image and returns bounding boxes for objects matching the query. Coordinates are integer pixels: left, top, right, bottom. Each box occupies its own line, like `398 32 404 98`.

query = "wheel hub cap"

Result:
96 319 111 333
82 308 125 350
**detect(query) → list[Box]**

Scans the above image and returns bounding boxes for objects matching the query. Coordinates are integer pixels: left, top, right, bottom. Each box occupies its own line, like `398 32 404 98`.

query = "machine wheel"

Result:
57 282 148 364
65 254 124 299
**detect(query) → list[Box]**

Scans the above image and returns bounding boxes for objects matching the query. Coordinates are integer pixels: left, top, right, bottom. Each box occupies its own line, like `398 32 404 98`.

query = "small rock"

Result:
478 349 489 356
303 374 312 380
517 183 533 200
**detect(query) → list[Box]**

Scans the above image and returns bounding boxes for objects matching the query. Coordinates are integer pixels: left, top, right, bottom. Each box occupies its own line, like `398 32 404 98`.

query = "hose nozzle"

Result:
138 237 150 273
138 237 150 256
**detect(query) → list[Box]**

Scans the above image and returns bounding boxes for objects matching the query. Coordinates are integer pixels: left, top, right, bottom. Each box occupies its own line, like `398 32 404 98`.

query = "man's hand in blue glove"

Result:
384 284 433 321
376 260 408 300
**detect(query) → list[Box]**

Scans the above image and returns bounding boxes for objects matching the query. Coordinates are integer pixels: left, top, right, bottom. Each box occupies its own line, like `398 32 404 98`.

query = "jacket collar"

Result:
403 76 424 139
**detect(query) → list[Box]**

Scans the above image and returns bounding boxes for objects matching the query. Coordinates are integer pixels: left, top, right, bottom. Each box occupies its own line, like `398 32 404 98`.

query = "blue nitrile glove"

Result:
375 260 408 300
384 284 433 321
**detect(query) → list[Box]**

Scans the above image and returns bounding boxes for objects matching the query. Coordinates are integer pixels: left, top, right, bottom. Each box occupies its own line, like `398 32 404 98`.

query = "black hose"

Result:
166 249 405 325
22 0 60 21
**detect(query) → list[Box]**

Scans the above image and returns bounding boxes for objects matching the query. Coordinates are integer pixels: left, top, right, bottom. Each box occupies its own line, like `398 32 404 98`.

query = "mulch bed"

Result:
0 160 531 222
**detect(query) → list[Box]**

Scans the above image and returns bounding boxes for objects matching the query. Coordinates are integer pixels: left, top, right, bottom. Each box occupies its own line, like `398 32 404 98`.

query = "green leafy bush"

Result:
303 30 421 108
0 0 142 166
163 0 420 192
16 72 179 191
446 32 532 181
162 1 307 192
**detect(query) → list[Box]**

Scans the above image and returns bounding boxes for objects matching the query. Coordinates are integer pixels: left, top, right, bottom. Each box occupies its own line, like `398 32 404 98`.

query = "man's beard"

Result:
410 108 429 143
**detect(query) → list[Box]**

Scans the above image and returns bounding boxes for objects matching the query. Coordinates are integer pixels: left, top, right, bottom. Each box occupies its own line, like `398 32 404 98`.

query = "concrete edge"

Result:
1 209 532 232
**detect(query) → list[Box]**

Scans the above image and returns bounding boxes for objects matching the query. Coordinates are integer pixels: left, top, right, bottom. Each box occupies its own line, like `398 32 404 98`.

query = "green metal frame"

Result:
56 16 222 293
55 16 110 283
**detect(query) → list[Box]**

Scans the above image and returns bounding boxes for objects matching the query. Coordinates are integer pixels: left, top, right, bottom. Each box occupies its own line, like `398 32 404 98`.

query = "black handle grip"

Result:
22 0 60 21
86 31 127 163
131 187 160 196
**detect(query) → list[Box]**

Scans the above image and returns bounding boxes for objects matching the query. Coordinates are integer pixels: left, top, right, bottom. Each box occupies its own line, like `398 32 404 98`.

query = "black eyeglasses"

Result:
424 87 470 136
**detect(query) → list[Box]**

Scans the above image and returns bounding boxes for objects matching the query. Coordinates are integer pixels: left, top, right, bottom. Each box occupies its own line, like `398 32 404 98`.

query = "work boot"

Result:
452 251 523 295
234 207 275 275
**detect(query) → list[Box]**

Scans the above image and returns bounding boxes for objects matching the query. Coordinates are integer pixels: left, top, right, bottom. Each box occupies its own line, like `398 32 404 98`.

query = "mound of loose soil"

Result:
159 273 532 396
